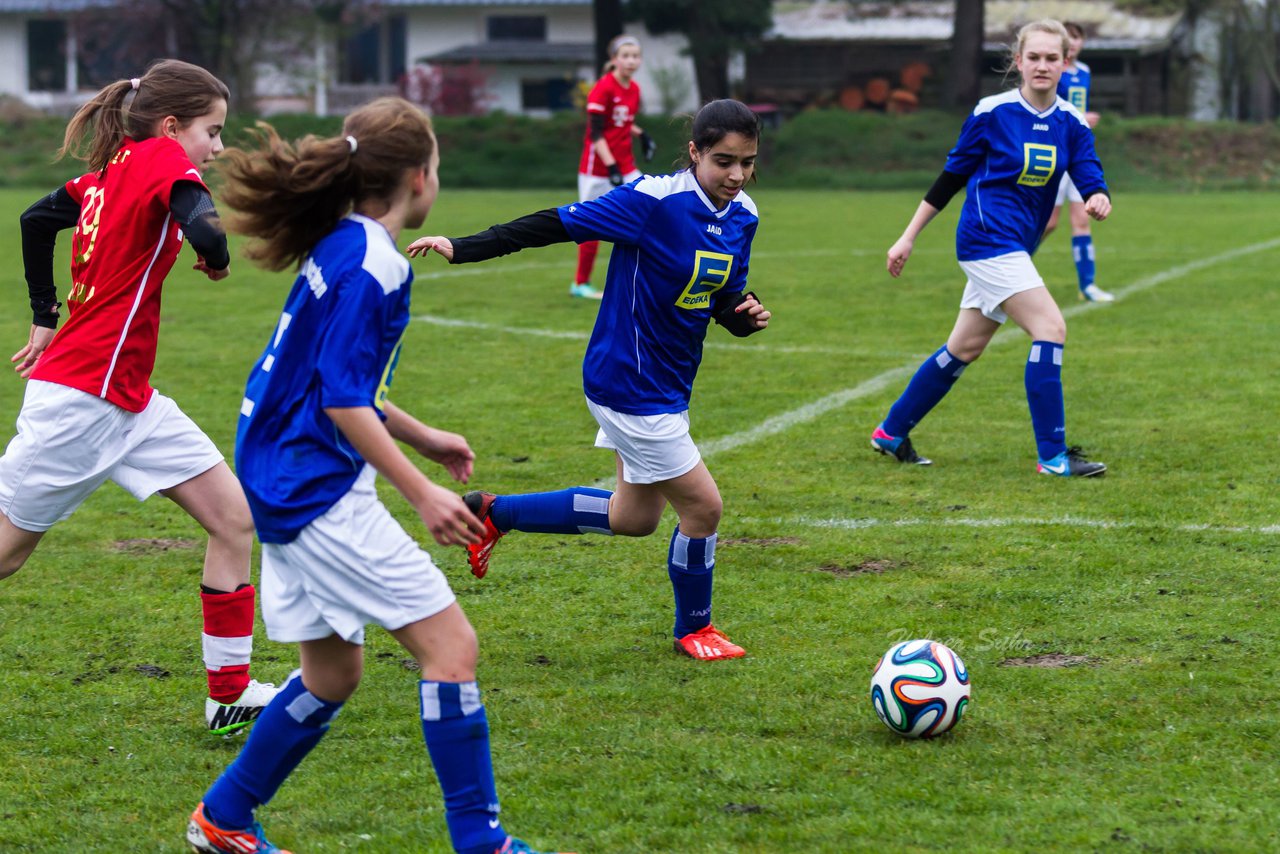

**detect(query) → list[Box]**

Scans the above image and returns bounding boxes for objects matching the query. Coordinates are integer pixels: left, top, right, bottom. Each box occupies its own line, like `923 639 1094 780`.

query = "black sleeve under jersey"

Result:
170 180 230 271
589 113 607 142
20 186 79 328
923 169 970 211
449 208 571 264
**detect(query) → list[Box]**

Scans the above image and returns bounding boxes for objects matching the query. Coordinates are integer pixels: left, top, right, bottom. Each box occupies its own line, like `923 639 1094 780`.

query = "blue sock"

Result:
490 487 612 535
419 681 506 854
203 670 343 829
668 528 716 638
882 346 969 438
1072 235 1095 289
1025 341 1067 461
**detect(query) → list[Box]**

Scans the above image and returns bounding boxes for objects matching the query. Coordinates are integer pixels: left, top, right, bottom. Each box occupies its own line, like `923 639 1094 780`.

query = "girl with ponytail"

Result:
187 97 566 854
10 58 274 736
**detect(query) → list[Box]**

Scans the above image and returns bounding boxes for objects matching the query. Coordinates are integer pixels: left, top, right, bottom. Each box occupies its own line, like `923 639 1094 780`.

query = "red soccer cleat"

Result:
674 625 745 661
463 491 506 579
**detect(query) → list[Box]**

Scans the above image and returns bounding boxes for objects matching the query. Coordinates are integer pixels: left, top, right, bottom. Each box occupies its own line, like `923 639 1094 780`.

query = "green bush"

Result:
3 108 1278 192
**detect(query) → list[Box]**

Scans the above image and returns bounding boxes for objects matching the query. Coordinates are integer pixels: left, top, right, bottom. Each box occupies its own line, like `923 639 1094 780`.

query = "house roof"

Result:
421 40 593 64
768 0 1182 49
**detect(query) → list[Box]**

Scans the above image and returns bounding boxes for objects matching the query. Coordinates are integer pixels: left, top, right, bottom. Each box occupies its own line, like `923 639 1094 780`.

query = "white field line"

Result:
701 236 1280 457
413 314 857 355
782 514 1280 537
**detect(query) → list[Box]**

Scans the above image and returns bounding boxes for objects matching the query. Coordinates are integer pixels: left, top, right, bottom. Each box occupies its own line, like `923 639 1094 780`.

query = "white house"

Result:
0 0 700 116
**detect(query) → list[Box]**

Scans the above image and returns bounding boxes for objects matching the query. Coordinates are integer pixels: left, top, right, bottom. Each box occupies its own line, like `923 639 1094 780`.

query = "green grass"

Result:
1 186 1279 853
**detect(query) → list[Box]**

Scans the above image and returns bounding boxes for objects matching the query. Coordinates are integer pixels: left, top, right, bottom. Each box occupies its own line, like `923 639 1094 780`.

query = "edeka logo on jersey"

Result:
675 251 734 309
1018 143 1057 187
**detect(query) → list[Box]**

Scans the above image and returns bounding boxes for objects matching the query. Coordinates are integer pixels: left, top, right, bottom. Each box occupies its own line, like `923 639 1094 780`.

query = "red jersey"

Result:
32 137 205 412
579 73 641 177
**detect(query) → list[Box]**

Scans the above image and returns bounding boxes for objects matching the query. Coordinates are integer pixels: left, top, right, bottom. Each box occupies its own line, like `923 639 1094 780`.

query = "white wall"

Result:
0 18 29 98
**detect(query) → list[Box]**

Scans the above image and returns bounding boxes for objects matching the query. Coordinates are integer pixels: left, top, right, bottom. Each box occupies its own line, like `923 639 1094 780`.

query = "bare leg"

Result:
161 462 254 591
0 516 44 580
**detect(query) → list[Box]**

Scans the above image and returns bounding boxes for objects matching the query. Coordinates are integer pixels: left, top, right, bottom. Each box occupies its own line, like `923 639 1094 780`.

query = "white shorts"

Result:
958 252 1046 324
587 399 701 485
1055 172 1083 205
0 380 223 532
260 466 456 645
578 169 642 203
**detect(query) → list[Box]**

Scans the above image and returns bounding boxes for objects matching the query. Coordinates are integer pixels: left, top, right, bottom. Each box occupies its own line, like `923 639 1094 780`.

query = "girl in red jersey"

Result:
8 59 274 734
570 34 656 299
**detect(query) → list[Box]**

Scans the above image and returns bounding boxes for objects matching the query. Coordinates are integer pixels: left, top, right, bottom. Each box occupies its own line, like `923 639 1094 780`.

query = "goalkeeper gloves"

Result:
607 163 624 186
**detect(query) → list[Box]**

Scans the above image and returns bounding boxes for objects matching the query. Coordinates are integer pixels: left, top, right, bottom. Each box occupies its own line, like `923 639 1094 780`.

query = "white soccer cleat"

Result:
206 679 277 735
1080 283 1115 303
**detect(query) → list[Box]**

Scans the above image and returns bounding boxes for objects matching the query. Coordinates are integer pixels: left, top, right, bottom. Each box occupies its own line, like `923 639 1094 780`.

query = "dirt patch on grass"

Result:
816 558 904 577
111 537 201 554
1000 653 1093 668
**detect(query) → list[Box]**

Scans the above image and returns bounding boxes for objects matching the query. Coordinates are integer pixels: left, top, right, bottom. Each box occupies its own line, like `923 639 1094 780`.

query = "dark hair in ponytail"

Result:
216 96 436 272
690 99 761 154
58 59 229 173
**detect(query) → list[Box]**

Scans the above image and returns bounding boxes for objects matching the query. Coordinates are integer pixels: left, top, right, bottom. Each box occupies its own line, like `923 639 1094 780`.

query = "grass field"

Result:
0 185 1278 853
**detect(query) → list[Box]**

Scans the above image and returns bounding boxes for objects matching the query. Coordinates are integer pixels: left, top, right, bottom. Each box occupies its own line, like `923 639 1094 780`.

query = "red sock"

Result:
575 241 599 285
201 585 255 703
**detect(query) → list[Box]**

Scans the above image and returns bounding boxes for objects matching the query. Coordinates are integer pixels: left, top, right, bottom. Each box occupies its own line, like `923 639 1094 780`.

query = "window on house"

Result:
340 14 407 84
27 20 67 92
487 16 546 42
521 78 574 111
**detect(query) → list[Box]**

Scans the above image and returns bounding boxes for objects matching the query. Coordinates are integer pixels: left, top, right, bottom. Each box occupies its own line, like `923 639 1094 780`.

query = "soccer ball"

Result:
870 639 970 738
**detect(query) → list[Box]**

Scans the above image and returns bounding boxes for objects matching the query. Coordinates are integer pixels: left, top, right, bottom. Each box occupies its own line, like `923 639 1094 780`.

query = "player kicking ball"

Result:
409 99 770 662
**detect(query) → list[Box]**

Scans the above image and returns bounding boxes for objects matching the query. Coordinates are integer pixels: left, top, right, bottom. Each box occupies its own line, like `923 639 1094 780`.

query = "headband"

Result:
611 36 640 53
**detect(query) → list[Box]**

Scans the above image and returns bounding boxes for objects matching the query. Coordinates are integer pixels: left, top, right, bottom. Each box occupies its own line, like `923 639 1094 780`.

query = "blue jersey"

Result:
557 171 759 415
945 89 1106 261
1058 60 1091 114
236 214 412 544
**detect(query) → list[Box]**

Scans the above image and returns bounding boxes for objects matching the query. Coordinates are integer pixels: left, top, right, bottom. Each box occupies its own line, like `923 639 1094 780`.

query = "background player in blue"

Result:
406 100 770 661
1042 21 1114 302
184 98 567 854
871 20 1112 477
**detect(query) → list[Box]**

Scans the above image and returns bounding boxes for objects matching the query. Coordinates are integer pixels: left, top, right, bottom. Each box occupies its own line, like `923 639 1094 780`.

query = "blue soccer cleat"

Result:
1037 446 1106 477
871 424 931 465
495 836 576 854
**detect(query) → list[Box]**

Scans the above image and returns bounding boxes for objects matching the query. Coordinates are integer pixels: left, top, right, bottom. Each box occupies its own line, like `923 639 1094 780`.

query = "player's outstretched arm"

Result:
325 405 484 546
383 401 474 485
405 236 454 261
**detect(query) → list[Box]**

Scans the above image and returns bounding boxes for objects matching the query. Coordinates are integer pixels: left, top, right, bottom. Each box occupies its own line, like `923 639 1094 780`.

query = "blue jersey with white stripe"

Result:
557 171 758 415
1058 60 1091 114
236 214 412 543
946 89 1106 261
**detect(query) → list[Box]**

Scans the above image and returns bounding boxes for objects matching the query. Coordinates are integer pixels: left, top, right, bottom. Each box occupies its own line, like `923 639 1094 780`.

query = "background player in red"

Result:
570 34 656 299
8 59 274 734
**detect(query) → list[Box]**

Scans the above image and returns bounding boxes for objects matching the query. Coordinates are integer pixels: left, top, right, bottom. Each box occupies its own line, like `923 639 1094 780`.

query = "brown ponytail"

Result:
217 96 436 272
59 59 229 173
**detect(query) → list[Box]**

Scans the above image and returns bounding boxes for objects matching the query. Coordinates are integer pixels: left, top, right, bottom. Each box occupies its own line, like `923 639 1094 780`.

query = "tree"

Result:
948 0 985 107
625 0 772 103
594 0 626 72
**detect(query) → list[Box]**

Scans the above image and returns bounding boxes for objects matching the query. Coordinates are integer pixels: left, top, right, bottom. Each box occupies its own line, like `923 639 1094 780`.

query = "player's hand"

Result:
1085 194 1111 221
887 237 914 277
736 294 770 331
607 163 624 186
194 256 229 280
413 481 486 547
406 236 454 261
640 131 657 163
11 325 56 379
412 426 475 484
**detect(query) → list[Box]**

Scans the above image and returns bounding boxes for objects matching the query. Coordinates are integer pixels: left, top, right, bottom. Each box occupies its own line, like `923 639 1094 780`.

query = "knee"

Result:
678 500 723 539
424 622 479 682
1035 320 1067 344
950 343 985 364
609 509 662 538
211 497 255 546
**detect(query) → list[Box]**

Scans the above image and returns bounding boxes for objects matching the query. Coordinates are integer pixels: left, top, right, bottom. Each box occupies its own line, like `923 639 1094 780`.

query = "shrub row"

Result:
3 108 1277 192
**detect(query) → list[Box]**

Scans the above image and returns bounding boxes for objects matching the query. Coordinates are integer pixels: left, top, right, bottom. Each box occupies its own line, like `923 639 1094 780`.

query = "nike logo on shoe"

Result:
1039 460 1068 475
